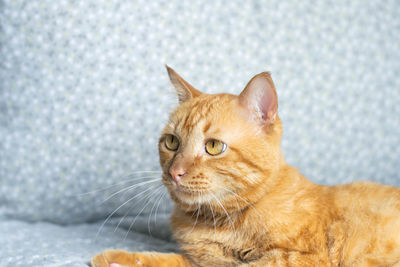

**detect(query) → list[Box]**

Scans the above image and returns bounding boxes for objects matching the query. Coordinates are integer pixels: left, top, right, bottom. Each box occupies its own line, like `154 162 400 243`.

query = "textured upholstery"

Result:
0 0 399 265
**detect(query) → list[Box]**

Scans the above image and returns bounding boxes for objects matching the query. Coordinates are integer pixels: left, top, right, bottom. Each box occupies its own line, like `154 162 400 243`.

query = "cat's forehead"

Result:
167 94 237 136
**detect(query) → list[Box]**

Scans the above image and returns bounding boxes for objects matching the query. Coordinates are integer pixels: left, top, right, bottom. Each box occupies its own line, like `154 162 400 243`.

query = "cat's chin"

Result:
173 192 206 206
173 186 203 201
172 187 221 207
163 178 219 206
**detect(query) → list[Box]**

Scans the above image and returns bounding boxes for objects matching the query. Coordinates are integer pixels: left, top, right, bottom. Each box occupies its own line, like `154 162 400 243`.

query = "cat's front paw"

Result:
91 250 151 267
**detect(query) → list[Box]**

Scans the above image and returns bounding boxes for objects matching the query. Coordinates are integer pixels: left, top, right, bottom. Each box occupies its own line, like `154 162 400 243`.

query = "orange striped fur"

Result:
92 67 400 267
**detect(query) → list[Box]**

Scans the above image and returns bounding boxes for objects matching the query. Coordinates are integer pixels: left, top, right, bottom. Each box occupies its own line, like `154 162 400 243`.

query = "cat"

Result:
92 66 400 267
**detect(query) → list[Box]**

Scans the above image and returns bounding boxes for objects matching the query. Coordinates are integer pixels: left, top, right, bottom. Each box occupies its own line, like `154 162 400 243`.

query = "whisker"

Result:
113 186 158 233
215 185 269 234
96 183 161 239
147 187 166 235
123 185 164 240
78 174 161 196
188 195 201 235
118 178 160 201
96 194 145 239
100 178 161 204
125 171 162 173
190 207 198 218
231 195 243 217
215 185 262 217
208 199 217 234
210 192 236 237
151 189 167 230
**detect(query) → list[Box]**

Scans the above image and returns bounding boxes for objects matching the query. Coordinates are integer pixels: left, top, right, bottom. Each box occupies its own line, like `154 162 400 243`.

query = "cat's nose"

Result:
169 166 186 184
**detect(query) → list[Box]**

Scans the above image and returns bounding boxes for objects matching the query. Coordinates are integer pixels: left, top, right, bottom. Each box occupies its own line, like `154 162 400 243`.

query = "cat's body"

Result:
172 177 400 266
92 67 400 267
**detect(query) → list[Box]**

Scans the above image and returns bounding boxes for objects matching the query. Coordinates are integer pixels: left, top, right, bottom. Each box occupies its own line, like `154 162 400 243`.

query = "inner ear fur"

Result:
239 72 278 124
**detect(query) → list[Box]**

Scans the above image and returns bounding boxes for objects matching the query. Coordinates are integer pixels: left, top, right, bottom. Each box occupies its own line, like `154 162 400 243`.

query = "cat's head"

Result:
159 66 284 213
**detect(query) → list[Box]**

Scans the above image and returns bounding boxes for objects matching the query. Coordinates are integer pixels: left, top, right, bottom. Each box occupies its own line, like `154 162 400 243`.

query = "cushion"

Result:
1 0 399 226
0 216 176 266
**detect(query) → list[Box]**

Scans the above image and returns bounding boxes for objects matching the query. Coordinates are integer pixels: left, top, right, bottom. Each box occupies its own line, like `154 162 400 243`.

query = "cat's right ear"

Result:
239 72 278 125
166 65 202 103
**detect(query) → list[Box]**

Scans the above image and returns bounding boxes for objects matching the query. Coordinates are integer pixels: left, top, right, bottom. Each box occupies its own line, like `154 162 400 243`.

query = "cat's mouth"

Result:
162 174 212 202
170 183 212 204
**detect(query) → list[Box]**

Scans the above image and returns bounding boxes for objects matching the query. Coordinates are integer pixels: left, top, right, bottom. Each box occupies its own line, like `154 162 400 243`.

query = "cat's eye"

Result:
165 134 179 151
205 139 226 156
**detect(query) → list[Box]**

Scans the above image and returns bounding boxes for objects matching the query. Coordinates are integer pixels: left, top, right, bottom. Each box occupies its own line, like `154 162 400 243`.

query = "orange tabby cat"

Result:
92 66 400 267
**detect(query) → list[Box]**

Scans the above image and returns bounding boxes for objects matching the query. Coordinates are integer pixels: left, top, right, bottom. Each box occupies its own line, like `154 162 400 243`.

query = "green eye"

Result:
165 134 179 151
205 139 226 156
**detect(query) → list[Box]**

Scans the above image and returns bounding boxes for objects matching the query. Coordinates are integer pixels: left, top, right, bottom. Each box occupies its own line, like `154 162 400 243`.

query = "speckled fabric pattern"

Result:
0 0 399 265
0 218 177 266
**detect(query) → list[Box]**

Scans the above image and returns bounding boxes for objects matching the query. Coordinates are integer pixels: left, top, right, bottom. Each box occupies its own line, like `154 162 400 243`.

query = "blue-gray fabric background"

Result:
0 0 399 266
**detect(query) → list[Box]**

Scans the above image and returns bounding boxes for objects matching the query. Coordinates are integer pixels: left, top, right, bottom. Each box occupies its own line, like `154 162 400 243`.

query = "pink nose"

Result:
169 166 186 183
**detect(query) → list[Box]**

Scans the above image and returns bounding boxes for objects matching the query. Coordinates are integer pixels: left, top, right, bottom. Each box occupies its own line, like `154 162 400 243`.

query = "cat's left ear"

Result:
166 65 202 103
239 72 278 124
